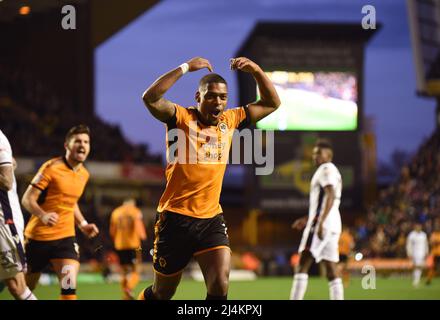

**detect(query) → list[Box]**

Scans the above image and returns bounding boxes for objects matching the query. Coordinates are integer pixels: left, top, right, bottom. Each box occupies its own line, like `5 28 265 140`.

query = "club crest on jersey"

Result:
159 257 167 268
218 122 228 134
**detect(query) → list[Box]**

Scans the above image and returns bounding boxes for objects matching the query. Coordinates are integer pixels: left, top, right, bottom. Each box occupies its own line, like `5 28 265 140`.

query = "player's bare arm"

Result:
142 57 213 122
230 57 281 123
136 215 147 241
74 203 99 238
109 218 116 241
21 186 59 226
291 216 308 231
0 164 13 191
317 185 335 240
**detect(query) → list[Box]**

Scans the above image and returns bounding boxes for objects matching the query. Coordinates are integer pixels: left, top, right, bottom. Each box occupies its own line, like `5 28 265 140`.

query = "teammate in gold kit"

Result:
138 56 280 300
110 198 146 299
22 125 99 300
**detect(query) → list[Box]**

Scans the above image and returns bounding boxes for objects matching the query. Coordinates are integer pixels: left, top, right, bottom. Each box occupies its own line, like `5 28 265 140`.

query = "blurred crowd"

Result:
0 64 161 163
354 128 440 258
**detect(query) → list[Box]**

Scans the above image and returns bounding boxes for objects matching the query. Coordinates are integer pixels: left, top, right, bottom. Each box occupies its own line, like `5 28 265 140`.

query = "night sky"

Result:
95 0 436 164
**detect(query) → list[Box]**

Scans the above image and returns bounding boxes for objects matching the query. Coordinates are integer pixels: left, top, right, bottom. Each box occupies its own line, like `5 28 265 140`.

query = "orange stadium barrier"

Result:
348 258 415 271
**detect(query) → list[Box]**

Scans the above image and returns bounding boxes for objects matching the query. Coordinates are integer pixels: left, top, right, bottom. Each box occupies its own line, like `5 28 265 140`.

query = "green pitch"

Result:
256 98 357 131
1 276 439 300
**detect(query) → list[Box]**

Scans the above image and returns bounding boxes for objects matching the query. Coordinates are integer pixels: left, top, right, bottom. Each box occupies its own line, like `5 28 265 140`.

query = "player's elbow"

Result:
0 179 12 191
272 96 281 109
0 170 13 191
142 89 159 106
21 196 28 210
267 91 281 109
21 193 32 211
142 91 162 113
262 98 281 110
141 89 150 103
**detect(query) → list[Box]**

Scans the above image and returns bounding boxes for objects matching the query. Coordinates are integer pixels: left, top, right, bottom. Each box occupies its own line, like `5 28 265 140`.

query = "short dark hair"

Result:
199 73 227 89
65 124 90 142
315 138 333 150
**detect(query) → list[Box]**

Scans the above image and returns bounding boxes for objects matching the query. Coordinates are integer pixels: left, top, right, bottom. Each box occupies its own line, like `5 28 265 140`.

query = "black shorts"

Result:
25 236 79 273
153 211 230 276
116 249 137 266
339 254 348 263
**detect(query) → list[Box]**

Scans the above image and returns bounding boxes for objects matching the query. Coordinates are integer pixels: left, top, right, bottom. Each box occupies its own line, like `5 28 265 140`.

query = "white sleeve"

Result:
425 234 430 256
406 234 413 256
0 135 13 166
317 164 338 188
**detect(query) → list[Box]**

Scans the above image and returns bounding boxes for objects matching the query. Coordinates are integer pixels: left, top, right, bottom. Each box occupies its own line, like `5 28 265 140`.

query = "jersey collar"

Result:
63 156 81 172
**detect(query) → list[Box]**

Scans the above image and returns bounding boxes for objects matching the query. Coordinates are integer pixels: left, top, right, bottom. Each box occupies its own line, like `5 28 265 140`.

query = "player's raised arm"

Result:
230 57 281 124
142 57 213 122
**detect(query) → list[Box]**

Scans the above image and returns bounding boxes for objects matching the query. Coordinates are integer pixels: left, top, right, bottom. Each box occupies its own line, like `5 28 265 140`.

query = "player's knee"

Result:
298 264 309 274
207 273 229 296
326 267 338 281
327 273 336 281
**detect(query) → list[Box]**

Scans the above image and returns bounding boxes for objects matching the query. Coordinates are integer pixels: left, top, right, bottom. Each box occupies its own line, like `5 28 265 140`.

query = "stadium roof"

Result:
237 21 380 55
0 0 160 47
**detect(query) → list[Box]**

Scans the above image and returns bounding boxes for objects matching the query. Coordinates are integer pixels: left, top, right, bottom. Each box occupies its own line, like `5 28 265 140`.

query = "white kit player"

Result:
290 139 344 300
406 222 429 287
0 130 37 300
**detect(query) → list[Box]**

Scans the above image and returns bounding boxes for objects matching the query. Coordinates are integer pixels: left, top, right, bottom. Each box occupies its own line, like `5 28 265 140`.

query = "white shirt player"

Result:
293 159 345 300
307 162 342 234
0 130 24 242
406 230 429 262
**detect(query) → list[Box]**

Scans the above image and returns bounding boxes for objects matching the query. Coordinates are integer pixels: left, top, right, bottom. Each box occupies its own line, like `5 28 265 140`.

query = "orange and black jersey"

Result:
157 104 250 219
110 204 145 250
339 230 354 256
430 231 440 257
25 157 89 241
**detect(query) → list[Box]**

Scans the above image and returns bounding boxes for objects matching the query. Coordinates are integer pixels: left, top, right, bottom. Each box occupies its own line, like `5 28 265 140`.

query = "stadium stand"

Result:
356 128 440 258
0 63 161 163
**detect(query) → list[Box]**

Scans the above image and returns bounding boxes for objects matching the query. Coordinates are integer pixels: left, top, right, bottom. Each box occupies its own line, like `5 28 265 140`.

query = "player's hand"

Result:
187 57 213 72
40 212 59 226
81 223 99 239
317 223 324 240
230 57 261 74
291 217 307 230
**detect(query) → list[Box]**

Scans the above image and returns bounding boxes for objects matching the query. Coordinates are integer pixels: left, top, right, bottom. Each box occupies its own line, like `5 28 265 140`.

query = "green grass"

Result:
1 276 440 300
256 94 357 131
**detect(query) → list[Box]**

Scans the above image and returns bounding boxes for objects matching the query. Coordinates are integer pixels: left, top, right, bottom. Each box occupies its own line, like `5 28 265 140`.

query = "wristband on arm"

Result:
179 63 189 74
